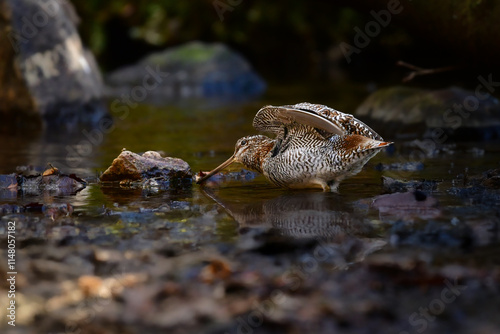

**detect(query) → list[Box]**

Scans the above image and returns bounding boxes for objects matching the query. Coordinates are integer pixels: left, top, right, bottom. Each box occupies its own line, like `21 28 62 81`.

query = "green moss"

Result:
357 86 445 124
145 42 222 66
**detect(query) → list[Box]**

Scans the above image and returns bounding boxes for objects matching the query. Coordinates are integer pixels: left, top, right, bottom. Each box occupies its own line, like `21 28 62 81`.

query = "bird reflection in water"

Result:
203 188 385 244
203 189 386 265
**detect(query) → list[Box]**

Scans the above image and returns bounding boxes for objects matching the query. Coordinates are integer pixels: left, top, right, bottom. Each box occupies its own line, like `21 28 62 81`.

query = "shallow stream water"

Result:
1 81 500 333
1 82 499 235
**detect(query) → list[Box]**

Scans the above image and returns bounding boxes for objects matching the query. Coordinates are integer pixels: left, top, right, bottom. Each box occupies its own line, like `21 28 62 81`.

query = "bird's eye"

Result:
240 139 247 146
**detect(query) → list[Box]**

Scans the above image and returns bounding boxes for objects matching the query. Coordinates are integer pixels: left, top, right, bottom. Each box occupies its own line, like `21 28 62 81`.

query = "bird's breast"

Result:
262 145 340 182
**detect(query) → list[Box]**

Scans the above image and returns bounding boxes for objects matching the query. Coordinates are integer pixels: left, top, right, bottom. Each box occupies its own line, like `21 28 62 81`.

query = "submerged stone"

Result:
382 176 440 193
100 150 192 183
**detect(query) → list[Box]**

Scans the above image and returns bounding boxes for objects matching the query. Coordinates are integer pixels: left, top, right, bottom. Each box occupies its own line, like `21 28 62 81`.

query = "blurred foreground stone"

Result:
356 86 500 141
100 149 192 183
0 0 106 122
105 41 266 104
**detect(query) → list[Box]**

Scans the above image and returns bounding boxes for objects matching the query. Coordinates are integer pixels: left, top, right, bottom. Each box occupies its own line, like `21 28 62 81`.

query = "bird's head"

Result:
196 135 274 184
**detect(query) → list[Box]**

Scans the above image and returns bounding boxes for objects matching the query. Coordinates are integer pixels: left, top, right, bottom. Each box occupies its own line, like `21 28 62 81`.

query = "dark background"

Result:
71 0 500 84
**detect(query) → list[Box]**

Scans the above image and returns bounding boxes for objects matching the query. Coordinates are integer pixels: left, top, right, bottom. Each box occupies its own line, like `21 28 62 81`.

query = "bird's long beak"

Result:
196 154 236 184
378 141 393 147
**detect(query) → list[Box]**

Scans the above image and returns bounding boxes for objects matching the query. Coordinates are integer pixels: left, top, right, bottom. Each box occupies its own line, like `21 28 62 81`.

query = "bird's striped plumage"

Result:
197 103 391 191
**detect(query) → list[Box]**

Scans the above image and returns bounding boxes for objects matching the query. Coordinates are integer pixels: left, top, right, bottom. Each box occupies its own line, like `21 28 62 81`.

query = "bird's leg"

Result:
316 179 339 192
317 180 333 192
326 180 339 193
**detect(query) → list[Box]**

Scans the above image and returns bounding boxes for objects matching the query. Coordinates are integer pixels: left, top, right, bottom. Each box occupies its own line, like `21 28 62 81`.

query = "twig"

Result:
397 61 457 82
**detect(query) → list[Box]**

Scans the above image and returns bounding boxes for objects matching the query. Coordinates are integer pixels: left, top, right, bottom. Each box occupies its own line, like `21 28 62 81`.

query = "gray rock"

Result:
105 41 266 103
100 150 192 183
0 0 106 121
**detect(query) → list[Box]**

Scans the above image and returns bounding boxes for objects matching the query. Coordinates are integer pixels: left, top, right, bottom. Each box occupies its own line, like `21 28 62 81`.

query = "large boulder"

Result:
105 41 266 103
0 0 106 122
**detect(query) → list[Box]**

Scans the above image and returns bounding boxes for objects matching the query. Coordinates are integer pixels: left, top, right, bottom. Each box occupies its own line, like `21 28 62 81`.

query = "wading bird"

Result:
196 103 391 191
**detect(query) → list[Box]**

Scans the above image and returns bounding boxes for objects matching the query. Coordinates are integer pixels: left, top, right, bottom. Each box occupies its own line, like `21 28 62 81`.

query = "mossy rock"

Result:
105 41 266 101
356 86 500 141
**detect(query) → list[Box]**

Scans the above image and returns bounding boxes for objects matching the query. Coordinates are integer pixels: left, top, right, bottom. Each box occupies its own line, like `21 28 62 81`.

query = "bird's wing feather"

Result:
253 103 383 140
253 105 344 136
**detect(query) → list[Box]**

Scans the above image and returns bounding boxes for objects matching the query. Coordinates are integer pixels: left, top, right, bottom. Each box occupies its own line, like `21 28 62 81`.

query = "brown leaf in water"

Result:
199 259 232 283
42 164 60 176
